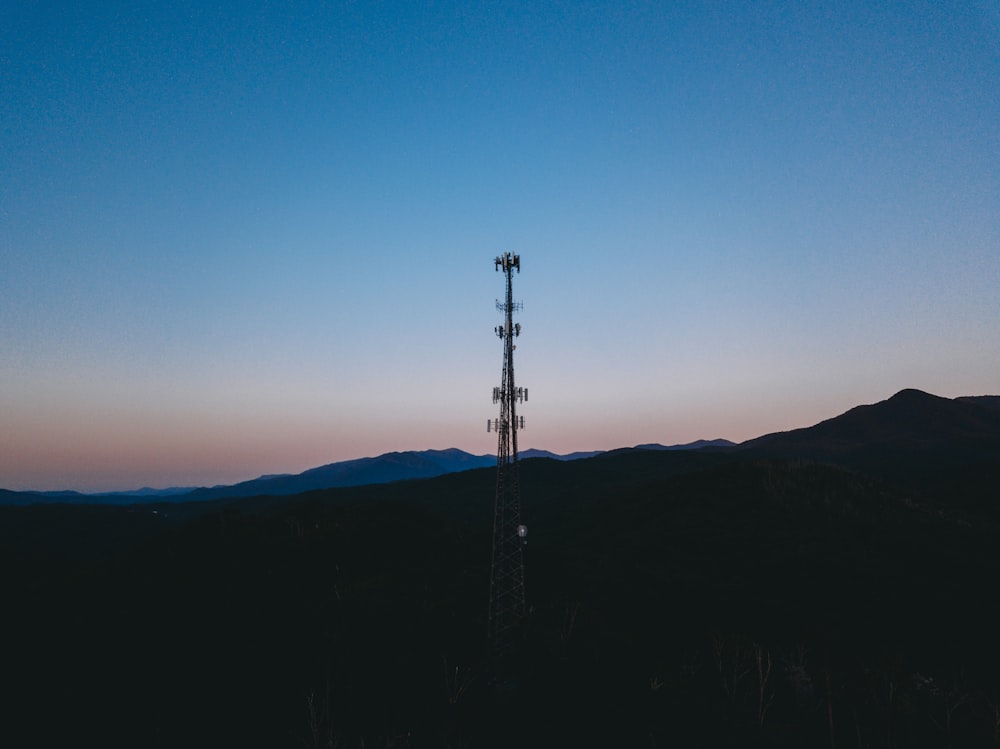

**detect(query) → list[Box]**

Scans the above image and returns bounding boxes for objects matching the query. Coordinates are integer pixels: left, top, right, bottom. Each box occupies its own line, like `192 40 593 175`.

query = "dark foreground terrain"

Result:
3 390 1000 747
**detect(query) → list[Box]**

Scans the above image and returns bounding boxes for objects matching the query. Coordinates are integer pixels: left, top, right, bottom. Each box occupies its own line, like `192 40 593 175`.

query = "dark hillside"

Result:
4 440 1000 747
958 394 1000 412
743 388 1000 455
740 389 1000 516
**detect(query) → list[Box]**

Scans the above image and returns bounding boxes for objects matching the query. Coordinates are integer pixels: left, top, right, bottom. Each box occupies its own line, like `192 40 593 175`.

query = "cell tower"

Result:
487 252 528 654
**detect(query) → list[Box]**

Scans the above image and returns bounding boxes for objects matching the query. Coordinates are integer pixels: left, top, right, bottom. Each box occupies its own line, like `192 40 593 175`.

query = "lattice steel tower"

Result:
487 252 528 652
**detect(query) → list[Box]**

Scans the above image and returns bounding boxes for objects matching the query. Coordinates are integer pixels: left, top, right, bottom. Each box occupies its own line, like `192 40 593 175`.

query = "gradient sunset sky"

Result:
2 1 998 492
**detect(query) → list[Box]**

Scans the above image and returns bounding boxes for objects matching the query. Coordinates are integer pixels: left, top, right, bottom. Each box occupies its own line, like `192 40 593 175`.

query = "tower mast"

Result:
487 252 528 654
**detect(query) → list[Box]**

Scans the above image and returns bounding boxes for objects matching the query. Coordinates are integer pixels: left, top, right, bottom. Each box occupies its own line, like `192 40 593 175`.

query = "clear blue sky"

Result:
2 1 998 492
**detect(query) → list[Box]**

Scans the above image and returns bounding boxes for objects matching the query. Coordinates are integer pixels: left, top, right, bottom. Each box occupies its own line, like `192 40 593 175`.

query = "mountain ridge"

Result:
740 388 1000 456
4 388 997 504
738 388 1000 510
0 439 728 504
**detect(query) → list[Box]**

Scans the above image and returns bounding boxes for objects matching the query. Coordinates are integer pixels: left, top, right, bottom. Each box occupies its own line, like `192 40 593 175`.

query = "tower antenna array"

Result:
487 252 528 653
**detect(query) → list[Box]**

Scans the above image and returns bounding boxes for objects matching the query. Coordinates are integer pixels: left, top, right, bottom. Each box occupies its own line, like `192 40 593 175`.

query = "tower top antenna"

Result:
494 252 520 272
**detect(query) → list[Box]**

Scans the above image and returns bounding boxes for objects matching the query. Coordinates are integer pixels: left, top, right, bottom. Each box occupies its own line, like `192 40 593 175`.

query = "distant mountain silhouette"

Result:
0 489 35 507
100 486 201 498
633 439 736 451
183 448 497 500
740 388 1000 509
520 448 605 460
741 388 1000 454
0 488 96 506
176 446 635 500
4 389 996 505
957 394 1000 412
2 444 706 504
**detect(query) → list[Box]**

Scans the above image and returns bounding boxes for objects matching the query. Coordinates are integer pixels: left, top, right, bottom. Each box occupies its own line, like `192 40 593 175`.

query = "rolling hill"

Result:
741 388 1000 455
738 388 1000 514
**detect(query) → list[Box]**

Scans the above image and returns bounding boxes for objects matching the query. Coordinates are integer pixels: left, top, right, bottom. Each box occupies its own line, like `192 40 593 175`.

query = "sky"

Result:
2 1 998 492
